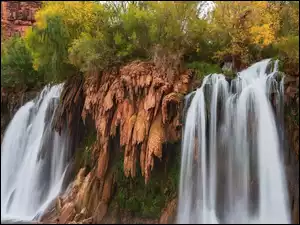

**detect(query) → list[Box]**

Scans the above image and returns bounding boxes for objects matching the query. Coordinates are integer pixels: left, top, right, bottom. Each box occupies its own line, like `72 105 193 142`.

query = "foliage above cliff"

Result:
1 1 299 87
1 35 40 89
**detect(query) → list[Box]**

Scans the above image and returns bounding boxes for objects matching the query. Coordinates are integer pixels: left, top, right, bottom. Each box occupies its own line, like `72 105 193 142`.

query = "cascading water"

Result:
177 59 290 224
1 84 72 222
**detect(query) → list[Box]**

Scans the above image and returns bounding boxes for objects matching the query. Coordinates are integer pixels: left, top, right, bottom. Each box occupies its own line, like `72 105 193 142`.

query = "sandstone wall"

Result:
1 87 40 142
1 1 41 138
284 72 299 224
1 1 41 39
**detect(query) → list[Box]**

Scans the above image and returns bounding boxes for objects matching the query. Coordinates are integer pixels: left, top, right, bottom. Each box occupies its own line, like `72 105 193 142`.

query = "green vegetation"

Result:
1 35 41 89
112 143 181 218
74 128 97 174
186 61 222 79
1 1 299 87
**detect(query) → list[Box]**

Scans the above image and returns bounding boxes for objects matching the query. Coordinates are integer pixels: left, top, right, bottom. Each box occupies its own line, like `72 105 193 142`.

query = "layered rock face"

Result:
41 60 193 224
1 1 41 139
1 87 39 142
1 1 41 39
81 61 192 183
284 71 299 224
41 59 299 224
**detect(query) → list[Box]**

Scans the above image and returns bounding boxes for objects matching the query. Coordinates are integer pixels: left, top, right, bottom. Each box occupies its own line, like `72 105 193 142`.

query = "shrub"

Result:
186 61 222 79
1 36 41 89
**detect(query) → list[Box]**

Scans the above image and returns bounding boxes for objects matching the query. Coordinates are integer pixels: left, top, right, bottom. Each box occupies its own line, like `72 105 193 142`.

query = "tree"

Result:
1 35 40 89
210 1 281 67
68 1 210 81
24 1 104 82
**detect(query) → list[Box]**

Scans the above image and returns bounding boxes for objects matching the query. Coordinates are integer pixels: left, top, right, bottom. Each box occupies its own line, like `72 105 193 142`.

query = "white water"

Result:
1 84 72 221
177 59 290 224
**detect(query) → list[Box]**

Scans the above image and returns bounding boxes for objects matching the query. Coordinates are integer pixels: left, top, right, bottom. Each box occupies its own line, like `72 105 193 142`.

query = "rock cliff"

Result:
1 1 41 39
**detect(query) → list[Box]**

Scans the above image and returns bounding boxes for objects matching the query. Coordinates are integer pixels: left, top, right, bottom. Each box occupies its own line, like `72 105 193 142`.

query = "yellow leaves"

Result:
212 1 283 64
32 59 39 71
252 1 268 9
275 35 299 65
34 1 104 33
250 24 275 47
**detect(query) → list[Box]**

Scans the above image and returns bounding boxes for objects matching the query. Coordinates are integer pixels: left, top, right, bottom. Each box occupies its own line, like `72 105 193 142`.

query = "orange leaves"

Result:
82 60 192 182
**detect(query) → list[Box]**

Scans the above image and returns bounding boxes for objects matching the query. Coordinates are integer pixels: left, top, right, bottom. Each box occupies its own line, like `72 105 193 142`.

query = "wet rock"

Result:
101 170 114 203
119 210 159 224
59 202 76 224
159 198 177 224
80 217 93 224
73 208 87 222
75 172 92 209
286 86 298 98
1 1 41 39
283 72 299 223
285 76 298 84
82 60 193 182
110 204 121 224
1 88 39 143
92 201 108 223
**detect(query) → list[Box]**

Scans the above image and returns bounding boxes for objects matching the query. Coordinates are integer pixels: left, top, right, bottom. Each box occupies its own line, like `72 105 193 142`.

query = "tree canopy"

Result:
1 1 299 88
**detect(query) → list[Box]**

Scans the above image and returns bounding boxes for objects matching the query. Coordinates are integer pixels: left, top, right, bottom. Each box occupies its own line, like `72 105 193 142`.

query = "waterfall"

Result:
1 84 72 221
177 59 290 224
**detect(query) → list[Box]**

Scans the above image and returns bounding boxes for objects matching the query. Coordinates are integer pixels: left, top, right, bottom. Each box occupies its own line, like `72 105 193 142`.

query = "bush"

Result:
25 15 77 83
3 1 299 87
275 35 299 66
1 36 41 89
113 143 181 218
186 61 222 79
24 2 103 82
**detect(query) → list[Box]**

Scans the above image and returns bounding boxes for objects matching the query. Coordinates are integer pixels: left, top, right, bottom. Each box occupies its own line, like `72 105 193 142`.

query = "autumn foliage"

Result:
1 1 298 223
2 1 298 88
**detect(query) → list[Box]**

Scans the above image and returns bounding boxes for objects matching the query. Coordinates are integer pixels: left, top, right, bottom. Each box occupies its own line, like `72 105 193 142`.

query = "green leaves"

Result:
25 15 76 83
209 1 299 67
1 36 40 89
61 1 211 73
186 61 222 79
2 1 299 89
275 35 299 64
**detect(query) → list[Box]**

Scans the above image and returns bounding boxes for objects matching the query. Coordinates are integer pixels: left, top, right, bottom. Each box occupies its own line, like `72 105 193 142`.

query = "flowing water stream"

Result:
0 59 291 224
177 59 290 224
1 84 72 222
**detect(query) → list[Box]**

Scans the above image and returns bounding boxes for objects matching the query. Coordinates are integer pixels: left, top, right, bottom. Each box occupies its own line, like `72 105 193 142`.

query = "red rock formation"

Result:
81 61 192 183
159 198 177 224
40 61 193 224
1 1 41 39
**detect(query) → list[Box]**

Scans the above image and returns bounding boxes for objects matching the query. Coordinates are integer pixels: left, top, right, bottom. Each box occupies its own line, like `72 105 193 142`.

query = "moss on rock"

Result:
111 142 181 219
74 126 97 175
